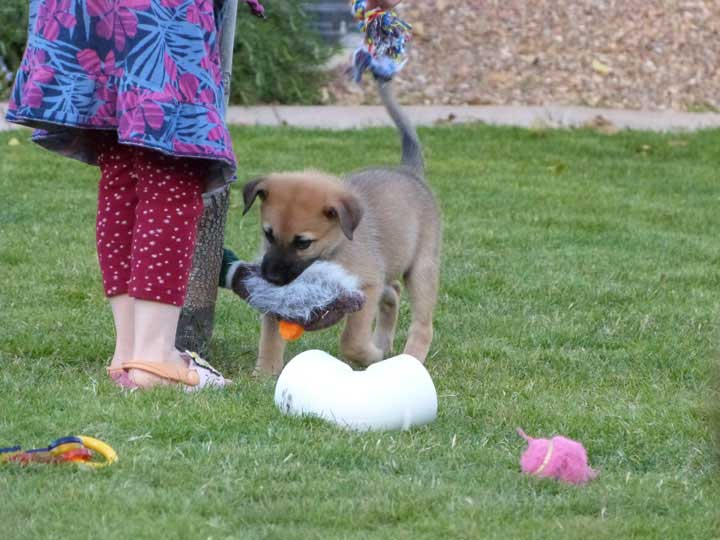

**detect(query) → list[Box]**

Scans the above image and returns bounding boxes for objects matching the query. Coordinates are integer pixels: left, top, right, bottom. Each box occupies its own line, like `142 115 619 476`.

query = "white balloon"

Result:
274 350 438 431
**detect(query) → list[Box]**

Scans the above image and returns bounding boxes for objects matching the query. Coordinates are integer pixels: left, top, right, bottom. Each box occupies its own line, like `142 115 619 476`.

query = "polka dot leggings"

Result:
95 138 205 307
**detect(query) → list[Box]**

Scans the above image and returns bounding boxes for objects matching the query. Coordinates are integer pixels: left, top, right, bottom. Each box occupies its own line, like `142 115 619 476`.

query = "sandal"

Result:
121 351 230 392
107 367 139 390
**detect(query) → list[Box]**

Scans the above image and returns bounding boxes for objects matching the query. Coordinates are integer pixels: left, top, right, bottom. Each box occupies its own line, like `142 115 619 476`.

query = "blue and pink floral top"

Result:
7 0 241 188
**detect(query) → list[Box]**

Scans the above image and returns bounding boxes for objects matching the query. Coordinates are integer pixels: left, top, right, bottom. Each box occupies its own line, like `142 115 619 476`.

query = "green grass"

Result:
1 125 719 539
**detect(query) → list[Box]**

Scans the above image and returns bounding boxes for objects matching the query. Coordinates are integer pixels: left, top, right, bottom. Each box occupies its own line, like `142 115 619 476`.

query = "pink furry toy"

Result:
517 428 598 485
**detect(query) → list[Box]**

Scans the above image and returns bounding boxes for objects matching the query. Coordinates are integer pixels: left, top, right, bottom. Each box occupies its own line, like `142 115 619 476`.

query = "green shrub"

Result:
0 1 333 104
230 1 335 104
0 0 29 99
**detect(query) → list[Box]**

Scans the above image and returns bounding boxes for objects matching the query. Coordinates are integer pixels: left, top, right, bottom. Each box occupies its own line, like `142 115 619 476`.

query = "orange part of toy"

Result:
279 320 305 341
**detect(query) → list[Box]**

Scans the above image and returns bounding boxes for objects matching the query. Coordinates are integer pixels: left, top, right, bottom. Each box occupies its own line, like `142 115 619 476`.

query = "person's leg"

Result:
130 299 185 387
109 295 135 368
125 150 206 388
95 138 138 371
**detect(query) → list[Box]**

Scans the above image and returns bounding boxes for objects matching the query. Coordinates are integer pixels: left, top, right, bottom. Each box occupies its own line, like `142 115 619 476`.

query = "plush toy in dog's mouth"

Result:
220 248 366 340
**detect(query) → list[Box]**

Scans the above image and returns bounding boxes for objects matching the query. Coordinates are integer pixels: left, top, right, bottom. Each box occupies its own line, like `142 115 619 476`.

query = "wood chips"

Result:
325 0 720 111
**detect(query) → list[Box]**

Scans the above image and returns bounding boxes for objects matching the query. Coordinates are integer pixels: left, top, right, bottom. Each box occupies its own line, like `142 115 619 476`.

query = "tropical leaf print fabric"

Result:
7 0 236 188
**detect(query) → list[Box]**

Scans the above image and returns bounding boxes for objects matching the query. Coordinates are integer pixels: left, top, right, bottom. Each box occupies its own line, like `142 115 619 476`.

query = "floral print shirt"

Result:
7 0 237 188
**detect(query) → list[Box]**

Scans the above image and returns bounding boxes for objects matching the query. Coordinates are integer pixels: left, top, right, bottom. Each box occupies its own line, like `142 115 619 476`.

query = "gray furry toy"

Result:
220 249 365 338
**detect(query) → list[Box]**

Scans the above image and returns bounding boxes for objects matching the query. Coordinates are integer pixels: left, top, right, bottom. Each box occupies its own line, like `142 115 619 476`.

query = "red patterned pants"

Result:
95 139 205 307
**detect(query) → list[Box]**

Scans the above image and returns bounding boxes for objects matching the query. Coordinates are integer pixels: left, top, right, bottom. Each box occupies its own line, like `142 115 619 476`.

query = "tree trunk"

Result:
175 0 239 358
175 187 230 357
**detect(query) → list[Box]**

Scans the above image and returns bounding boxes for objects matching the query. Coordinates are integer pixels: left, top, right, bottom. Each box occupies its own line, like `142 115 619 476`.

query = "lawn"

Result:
0 124 718 539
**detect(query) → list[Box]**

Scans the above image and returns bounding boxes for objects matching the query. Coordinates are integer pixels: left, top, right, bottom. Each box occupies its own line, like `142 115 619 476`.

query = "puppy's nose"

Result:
261 260 288 286
263 271 286 286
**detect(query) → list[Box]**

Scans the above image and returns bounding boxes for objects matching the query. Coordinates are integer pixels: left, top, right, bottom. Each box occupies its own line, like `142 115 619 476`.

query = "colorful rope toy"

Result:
1 436 118 468
349 0 412 82
244 0 266 18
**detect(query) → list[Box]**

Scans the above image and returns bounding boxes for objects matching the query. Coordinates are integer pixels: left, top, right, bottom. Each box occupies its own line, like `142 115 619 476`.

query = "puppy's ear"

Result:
324 193 363 240
242 177 268 215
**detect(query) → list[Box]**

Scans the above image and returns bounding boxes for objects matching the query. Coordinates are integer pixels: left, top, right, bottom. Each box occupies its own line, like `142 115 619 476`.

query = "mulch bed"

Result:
325 0 720 111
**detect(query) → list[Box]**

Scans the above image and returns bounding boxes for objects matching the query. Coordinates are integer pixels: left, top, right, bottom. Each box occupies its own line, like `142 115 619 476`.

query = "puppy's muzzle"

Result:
261 249 314 286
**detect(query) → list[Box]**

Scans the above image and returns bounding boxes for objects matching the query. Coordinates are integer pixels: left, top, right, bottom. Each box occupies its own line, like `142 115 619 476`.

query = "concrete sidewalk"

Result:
3 102 720 133
224 104 720 131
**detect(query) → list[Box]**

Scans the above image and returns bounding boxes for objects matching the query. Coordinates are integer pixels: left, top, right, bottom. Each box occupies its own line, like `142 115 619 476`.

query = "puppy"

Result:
243 80 441 375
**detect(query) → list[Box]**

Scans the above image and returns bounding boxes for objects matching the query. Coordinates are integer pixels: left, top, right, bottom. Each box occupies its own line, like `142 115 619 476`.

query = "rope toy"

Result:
244 0 266 18
221 249 365 341
349 0 412 82
1 436 118 468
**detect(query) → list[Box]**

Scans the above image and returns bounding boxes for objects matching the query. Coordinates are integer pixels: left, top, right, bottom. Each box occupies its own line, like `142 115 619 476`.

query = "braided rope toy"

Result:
244 0 266 18
349 0 412 82
1 436 117 468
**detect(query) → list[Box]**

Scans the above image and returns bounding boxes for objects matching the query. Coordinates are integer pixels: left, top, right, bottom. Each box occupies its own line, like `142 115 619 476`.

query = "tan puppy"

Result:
243 81 441 375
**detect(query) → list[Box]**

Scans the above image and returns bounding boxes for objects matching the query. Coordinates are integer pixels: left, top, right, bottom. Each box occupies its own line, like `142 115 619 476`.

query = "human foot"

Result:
107 367 138 389
123 351 230 391
107 353 137 389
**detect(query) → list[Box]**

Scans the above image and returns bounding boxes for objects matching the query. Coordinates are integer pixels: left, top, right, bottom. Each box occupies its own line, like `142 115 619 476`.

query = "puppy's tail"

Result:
377 79 424 180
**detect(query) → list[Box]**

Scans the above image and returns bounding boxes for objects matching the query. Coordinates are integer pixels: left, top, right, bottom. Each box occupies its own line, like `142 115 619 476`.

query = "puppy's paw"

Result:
341 343 384 367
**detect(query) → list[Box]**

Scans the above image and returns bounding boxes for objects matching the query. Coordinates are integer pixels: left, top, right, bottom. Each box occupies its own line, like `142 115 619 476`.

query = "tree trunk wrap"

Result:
176 187 231 357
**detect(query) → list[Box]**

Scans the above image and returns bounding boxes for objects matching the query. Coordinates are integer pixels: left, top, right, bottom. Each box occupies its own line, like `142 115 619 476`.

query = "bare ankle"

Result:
131 345 184 365
110 347 134 369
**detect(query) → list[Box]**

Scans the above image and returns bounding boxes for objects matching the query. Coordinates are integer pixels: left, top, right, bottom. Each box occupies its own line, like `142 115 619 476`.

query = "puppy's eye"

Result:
293 237 313 251
264 228 275 243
